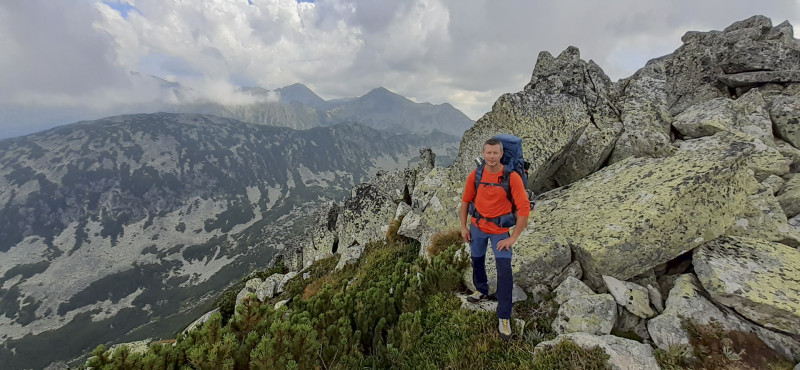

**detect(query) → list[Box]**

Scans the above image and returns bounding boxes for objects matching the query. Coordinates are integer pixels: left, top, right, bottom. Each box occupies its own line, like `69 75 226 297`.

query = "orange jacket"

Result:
462 168 531 234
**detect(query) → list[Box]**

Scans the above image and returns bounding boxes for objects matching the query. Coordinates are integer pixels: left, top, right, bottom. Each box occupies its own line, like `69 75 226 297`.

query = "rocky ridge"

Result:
271 15 800 367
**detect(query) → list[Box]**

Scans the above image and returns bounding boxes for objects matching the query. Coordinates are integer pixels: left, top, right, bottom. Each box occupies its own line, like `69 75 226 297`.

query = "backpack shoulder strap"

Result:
474 164 484 195
501 166 513 206
469 165 484 223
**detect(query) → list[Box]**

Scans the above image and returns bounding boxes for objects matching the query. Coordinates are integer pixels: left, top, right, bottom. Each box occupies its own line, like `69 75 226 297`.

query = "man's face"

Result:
482 143 503 167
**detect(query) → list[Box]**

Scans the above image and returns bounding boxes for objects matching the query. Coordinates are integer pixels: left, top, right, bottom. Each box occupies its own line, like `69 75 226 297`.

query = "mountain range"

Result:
170 84 475 136
0 112 459 368
0 82 474 140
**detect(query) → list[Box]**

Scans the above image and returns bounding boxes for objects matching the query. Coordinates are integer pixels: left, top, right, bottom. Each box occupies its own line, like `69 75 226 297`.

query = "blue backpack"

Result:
468 134 530 228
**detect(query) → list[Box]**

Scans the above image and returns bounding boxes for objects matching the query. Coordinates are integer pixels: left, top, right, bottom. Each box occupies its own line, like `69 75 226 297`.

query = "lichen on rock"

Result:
647 273 800 361
523 144 753 289
553 276 595 305
777 173 800 219
336 183 397 249
552 293 617 335
693 236 800 335
602 275 656 319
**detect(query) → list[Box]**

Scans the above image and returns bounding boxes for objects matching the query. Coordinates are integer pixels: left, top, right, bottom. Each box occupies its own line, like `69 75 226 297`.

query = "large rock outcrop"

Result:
301 201 340 268
519 143 752 289
336 183 397 249
673 90 775 146
458 92 590 193
452 47 606 193
724 178 800 247
554 124 620 186
666 16 800 115
609 56 673 164
397 167 465 249
524 47 619 124
674 121 789 182
371 148 435 203
299 149 434 266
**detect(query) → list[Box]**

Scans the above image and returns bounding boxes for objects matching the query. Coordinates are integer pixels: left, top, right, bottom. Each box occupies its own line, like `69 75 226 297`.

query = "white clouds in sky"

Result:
1 0 799 137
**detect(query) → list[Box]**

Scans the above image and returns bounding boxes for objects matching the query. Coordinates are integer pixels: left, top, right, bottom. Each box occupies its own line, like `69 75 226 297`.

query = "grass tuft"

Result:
427 228 463 257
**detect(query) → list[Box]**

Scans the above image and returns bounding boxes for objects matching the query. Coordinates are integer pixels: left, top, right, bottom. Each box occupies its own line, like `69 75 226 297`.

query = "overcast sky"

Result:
1 0 799 138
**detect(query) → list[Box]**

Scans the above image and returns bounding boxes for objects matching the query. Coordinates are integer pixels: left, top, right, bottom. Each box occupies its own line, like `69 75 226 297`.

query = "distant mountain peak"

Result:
358 87 411 106
364 86 403 98
276 83 326 107
369 86 390 93
283 82 312 90
278 82 315 94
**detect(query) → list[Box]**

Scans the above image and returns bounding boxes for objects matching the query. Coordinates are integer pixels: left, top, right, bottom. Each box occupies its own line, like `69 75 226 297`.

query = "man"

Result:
459 138 530 341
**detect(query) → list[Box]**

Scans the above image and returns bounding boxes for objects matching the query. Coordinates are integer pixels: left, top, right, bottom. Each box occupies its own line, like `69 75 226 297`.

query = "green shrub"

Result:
653 345 692 370
280 254 338 299
84 345 111 369
417 244 469 295
248 312 321 369
83 236 613 370
515 293 559 346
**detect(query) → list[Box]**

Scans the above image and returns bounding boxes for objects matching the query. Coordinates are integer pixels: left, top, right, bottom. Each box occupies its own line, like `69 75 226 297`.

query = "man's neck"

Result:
485 163 503 173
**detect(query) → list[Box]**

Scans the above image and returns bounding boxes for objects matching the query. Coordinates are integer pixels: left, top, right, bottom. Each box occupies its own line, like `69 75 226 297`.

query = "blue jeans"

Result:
469 224 513 319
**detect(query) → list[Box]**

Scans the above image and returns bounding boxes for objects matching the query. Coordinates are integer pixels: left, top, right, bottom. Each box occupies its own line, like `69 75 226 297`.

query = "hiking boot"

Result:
466 291 488 303
498 318 512 341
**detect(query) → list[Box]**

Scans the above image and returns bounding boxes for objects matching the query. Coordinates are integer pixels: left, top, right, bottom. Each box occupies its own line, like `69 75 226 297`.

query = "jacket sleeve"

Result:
509 172 531 217
462 170 477 203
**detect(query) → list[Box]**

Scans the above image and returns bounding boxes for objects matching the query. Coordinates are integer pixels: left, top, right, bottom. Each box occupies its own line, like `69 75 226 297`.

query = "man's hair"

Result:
484 138 503 152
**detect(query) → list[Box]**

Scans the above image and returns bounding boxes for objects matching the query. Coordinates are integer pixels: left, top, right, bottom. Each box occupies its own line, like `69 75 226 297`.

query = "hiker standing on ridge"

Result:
459 137 530 341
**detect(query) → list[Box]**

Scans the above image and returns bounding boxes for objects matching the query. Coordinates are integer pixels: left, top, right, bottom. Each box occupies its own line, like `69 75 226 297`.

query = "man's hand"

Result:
461 226 471 243
498 216 528 251
496 236 516 251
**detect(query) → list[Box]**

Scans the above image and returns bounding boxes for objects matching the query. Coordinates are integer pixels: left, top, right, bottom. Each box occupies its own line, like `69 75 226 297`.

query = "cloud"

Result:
0 1 130 102
1 0 799 138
